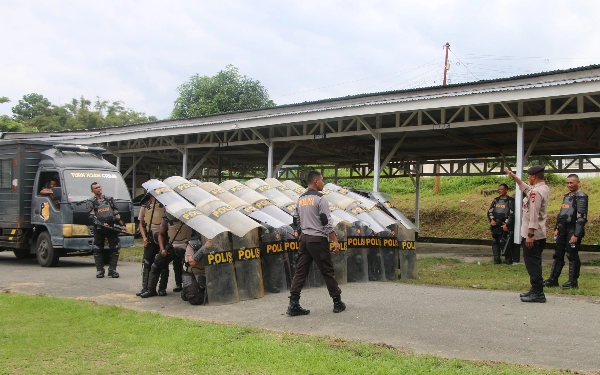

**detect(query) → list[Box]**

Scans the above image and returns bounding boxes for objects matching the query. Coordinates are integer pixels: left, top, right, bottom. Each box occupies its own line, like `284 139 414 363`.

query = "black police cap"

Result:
526 165 545 175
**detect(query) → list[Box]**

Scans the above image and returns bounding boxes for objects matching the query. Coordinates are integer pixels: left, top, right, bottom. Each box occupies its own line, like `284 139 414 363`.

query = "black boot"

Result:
158 266 169 296
562 261 580 289
136 262 151 296
286 294 310 316
492 242 501 264
520 289 546 303
94 253 105 278
519 289 533 298
140 271 159 298
333 295 346 313
107 252 120 278
543 259 563 287
173 258 183 292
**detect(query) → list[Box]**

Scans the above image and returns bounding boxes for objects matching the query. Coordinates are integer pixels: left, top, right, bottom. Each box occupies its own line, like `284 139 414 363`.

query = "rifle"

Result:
99 224 132 235
501 230 513 256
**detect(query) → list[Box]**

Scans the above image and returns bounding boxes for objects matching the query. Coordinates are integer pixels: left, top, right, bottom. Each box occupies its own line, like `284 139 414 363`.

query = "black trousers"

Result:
143 233 160 264
93 226 120 254
290 234 341 298
522 238 546 292
491 230 513 261
554 226 581 263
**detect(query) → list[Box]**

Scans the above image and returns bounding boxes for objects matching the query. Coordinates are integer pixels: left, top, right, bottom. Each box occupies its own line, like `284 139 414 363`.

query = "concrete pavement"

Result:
1 245 600 373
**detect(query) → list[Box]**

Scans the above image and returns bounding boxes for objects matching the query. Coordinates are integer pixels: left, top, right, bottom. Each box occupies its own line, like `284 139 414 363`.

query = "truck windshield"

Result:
63 170 131 202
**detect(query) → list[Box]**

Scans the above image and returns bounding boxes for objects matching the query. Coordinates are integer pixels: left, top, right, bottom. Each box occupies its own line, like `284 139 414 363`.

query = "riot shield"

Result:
346 223 371 283
330 216 350 285
281 180 307 196
245 178 297 216
220 180 293 225
369 191 418 231
231 229 264 300
397 225 417 279
203 231 240 305
260 226 289 293
265 178 301 202
198 181 290 231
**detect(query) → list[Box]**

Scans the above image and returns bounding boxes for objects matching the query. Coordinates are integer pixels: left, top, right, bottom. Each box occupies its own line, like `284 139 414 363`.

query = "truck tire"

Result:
13 249 31 259
36 232 60 267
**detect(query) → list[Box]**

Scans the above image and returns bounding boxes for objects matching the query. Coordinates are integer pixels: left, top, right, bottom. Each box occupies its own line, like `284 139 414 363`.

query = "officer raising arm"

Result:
543 174 588 289
506 166 550 303
88 182 125 279
286 171 345 316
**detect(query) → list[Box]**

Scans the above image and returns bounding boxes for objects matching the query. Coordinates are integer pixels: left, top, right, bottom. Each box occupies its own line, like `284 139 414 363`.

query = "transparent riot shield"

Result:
203 231 239 305
369 191 418 231
265 178 301 202
380 229 399 281
260 226 288 293
330 216 350 285
231 229 264 300
245 178 297 216
198 181 290 231
397 225 417 279
164 176 265 300
346 223 371 283
220 180 293 225
281 180 307 196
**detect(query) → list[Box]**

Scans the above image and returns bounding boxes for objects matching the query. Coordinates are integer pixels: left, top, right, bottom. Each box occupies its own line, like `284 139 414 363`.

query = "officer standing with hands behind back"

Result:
543 174 588 289
506 165 550 303
286 171 345 316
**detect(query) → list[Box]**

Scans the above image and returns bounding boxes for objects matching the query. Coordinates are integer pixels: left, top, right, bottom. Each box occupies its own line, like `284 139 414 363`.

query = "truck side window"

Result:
38 172 61 209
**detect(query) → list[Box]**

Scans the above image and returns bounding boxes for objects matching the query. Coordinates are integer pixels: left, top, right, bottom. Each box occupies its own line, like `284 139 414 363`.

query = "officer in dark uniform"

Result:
543 174 588 289
88 182 126 278
286 171 345 316
140 213 187 298
506 165 550 303
136 195 171 296
487 183 515 264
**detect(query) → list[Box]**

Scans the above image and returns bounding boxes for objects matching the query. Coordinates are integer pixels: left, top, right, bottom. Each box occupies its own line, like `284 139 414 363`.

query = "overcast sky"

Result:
1 1 600 120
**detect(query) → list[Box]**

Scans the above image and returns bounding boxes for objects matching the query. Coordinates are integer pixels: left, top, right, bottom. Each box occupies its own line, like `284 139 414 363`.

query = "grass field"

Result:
0 292 578 375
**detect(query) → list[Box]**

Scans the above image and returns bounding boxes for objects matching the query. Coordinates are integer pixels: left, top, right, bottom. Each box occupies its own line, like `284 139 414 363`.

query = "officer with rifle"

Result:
543 174 588 289
487 183 515 264
88 182 126 278
136 194 173 296
140 212 186 298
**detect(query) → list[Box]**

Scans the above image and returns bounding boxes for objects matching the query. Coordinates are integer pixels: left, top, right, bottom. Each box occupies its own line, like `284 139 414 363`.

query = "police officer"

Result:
286 171 345 316
543 174 588 289
140 213 187 298
487 183 515 264
136 195 173 296
181 238 213 305
88 182 126 278
506 165 550 303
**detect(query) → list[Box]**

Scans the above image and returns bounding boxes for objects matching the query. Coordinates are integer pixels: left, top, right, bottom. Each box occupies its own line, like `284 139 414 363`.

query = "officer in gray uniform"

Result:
286 171 345 316
88 182 126 278
181 239 213 305
487 183 515 264
506 165 550 303
543 174 588 289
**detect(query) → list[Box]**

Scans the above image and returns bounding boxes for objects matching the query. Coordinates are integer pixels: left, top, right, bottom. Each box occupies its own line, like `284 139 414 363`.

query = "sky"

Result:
2 0 600 120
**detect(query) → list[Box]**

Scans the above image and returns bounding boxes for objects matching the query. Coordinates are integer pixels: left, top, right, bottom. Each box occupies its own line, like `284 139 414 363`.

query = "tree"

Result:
171 64 275 119
0 96 9 104
11 93 53 122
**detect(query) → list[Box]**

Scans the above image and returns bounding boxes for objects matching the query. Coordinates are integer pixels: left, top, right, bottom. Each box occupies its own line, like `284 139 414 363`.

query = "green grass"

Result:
403 257 600 296
0 293 574 375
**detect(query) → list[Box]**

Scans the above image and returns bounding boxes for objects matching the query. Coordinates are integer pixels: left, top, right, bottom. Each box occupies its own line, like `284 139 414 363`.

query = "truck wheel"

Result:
13 249 31 259
36 232 60 267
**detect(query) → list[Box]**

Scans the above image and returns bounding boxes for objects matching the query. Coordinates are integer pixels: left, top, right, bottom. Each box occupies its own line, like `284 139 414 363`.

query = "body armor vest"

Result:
168 221 193 243
493 198 510 222
95 199 115 223
144 202 165 226
558 194 576 224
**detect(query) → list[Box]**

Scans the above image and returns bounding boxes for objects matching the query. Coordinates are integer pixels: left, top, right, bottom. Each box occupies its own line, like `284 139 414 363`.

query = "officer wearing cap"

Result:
506 165 550 303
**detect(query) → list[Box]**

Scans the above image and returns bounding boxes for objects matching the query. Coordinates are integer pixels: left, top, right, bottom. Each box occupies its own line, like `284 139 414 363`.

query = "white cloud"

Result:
1 0 600 119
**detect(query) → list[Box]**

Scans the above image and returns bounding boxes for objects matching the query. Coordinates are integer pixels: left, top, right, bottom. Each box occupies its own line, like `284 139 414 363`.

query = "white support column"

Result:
116 155 121 171
267 143 274 178
373 133 381 192
182 148 188 178
415 161 421 232
514 123 525 245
